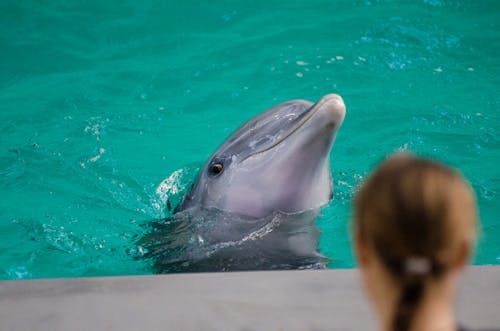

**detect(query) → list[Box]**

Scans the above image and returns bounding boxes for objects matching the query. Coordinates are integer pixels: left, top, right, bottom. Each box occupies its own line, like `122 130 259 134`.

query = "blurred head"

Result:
353 152 478 331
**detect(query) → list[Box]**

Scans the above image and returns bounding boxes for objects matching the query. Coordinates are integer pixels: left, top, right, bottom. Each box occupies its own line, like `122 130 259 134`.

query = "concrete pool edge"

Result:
1 266 499 331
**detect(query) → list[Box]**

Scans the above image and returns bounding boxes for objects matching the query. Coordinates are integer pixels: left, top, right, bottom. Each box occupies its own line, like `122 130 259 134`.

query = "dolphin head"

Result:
179 94 346 218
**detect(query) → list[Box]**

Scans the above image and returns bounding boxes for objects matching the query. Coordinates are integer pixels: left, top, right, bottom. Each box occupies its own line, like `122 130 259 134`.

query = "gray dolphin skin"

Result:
139 94 346 272
178 93 346 217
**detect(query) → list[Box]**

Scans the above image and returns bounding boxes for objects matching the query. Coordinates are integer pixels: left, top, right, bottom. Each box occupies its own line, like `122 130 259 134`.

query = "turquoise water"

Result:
1 1 498 279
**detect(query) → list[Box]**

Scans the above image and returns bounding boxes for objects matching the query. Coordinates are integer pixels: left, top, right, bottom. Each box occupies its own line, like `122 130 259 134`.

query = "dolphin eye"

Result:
209 163 224 176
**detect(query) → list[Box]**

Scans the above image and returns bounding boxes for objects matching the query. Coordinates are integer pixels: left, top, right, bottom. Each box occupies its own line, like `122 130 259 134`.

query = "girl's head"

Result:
353 152 478 331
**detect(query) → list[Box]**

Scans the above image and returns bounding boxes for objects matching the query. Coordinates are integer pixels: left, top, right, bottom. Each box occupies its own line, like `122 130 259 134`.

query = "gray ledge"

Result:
1 266 499 331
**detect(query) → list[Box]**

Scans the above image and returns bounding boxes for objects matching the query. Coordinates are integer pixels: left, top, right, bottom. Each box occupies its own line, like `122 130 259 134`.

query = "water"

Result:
0 0 498 279
138 208 327 273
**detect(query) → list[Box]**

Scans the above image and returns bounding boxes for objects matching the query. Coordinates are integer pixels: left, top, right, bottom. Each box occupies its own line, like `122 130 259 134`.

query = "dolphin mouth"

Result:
241 94 345 161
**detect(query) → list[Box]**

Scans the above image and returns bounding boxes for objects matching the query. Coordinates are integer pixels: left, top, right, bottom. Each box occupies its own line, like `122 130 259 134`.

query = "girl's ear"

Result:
355 226 369 267
452 241 471 272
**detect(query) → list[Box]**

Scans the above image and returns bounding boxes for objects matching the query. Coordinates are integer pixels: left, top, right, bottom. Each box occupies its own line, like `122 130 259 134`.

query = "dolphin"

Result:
139 94 346 272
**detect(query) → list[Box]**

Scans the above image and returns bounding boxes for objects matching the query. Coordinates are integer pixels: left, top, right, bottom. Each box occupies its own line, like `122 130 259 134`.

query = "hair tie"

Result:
405 257 431 275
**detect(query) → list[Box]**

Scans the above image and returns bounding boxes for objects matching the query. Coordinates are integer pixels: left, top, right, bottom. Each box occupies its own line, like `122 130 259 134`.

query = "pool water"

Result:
1 0 498 279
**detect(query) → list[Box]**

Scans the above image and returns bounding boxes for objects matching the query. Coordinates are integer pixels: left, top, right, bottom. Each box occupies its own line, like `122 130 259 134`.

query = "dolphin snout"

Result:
314 94 346 125
321 93 346 114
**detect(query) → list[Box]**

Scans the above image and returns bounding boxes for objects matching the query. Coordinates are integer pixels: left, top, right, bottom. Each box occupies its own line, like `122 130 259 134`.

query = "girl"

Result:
353 153 478 331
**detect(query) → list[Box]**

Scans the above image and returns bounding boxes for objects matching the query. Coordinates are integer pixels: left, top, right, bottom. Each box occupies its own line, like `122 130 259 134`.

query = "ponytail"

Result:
387 258 444 331
393 277 425 331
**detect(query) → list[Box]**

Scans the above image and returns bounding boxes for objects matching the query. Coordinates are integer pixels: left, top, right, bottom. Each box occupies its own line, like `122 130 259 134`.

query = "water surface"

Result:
1 0 499 279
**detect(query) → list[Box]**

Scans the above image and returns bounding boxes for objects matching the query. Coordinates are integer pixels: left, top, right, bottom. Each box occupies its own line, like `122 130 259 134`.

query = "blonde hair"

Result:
354 152 478 331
